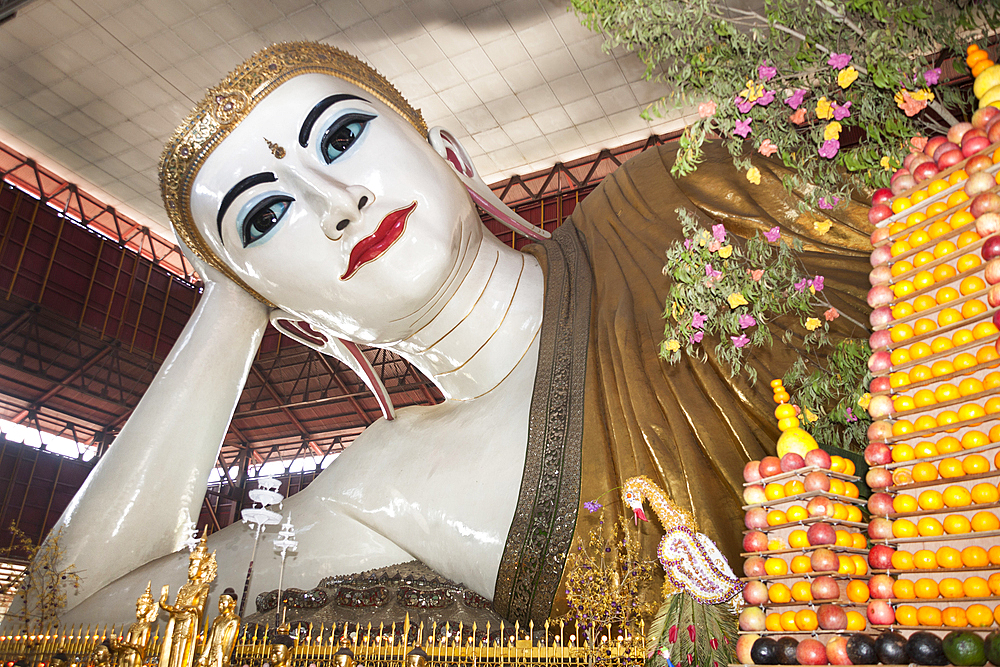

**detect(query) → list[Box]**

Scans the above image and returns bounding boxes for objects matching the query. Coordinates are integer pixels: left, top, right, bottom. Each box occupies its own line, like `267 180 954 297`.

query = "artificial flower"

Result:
812 275 824 291
758 62 776 82
824 307 839 321
923 67 941 85
845 407 858 422
814 219 833 234
817 197 839 210
824 121 842 141
665 339 681 352
736 97 755 114
756 89 775 106
739 79 765 102
837 66 858 89
689 331 704 344
911 136 928 151
819 139 840 159
705 264 722 280
911 89 935 101
857 393 871 409
880 156 893 171
584 500 602 513
734 118 752 138
895 89 933 117
731 333 750 348
784 89 807 110
758 139 778 157
805 317 822 331
691 311 707 329
688 625 697 641
698 101 717 118
789 108 806 125
712 223 727 242
832 101 852 120
738 313 757 329
750 269 764 281
746 166 761 184
728 292 749 308
718 245 733 258
803 408 819 422
669 626 678 644
827 52 852 69
815 97 833 120
708 240 721 252
764 227 781 242
794 278 809 291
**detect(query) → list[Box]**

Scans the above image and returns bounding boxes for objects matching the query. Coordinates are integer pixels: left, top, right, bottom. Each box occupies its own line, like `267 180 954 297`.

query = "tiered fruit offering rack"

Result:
865 108 1000 647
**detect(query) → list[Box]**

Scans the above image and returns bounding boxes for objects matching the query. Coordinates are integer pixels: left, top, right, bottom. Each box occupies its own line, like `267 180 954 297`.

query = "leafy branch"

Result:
1 523 82 634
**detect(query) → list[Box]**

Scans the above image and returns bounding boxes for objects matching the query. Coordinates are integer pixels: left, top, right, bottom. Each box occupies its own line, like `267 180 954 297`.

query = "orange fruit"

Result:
844 481 859 498
979 345 1000 365
964 454 990 474
950 170 969 185
893 443 916 461
992 546 1000 565
910 342 934 360
893 420 915 437
972 511 1000 531
937 409 961 429
963 545 989 567
953 210 976 228
935 262 959 281
851 554 868 575
912 190 929 205
768 582 791 603
844 458 856 475
986 371 1000 389
967 603 995 627
766 612 782 631
992 424 1000 442
786 504 808 521
790 554 812 573
989 572 1000 595
891 323 915 343
958 230 982 248
914 549 938 569
944 485 973 507
846 610 866 632
963 299 988 319
918 605 943 626
940 577 966 598
780 610 798 631
938 435 963 452
939 457 965 477
954 329 976 347
893 550 915 570
958 403 986 422
965 576 990 598
943 606 969 627
835 530 853 547
913 270 936 290
911 462 940 484
892 371 913 388
969 49 990 66
987 397 1000 414
935 240 959 258
846 579 869 603
914 250 935 267
928 179 950 195
955 352 980 370
784 480 806 496
961 276 987 294
894 467 916 485
789 529 809 547
829 478 846 495
795 608 818 631
791 580 814 602
975 322 1000 339
917 516 945 536
893 302 917 321
915 440 939 457
958 253 983 272
933 358 957 376
973 59 996 77
939 307 964 327
896 604 918 626
892 198 912 214
895 578 917 599
765 482 785 500
893 518 918 538
852 532 867 549
960 378 986 396
973 483 1000 504
847 505 863 522
938 546 963 568
928 220 952 239
894 494 918 513
949 191 971 208
909 229 931 247
944 514 972 534
908 213 929 228
767 509 788 526
937 286 961 303
765 557 788 575
918 489 945 510
913 390 938 409
930 338 954 354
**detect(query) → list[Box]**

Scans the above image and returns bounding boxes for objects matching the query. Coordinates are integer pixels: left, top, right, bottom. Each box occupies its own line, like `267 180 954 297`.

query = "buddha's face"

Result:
219 595 235 614
191 74 481 344
268 644 289 666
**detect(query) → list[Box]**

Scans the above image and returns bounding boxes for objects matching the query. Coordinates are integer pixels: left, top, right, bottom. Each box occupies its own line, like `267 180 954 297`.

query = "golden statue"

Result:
405 647 430 667
266 636 294 667
88 642 111 667
332 638 354 667
109 582 158 667
196 588 240 667
158 537 217 667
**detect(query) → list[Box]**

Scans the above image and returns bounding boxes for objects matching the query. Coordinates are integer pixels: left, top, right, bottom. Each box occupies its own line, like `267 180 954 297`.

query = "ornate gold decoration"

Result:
158 42 427 305
264 138 286 159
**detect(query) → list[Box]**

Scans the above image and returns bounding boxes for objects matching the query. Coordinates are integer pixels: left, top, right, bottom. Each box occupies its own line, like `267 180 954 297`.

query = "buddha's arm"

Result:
47 260 269 610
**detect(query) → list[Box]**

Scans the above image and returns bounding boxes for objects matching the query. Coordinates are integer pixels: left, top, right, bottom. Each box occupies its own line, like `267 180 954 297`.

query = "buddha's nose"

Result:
320 185 374 240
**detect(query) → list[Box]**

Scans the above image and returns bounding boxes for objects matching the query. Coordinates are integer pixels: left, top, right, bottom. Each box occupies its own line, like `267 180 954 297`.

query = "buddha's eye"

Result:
320 113 375 164
240 195 293 247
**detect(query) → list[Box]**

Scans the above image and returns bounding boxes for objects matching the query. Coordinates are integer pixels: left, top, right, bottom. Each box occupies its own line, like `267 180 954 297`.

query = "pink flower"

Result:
706 264 722 280
784 89 807 110
828 52 852 69
789 108 807 125
750 269 764 281
832 101 852 120
689 331 704 344
757 89 775 106
734 118 752 138
712 223 727 242
731 333 750 348
764 227 781 243
794 278 809 292
923 67 941 85
708 240 721 252
758 139 778 157
738 314 757 329
824 307 840 321
691 311 707 329
819 139 840 158
818 196 840 209
758 62 777 82
736 96 755 113
813 275 825 291
698 101 717 118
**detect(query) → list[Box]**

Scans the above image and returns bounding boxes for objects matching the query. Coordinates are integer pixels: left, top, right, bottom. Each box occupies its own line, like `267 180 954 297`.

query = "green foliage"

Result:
571 0 1000 206
1 523 81 633
645 592 737 667
659 212 871 451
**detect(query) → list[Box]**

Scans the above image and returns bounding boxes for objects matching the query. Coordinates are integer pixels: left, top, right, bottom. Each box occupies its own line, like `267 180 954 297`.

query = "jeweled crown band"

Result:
158 42 427 304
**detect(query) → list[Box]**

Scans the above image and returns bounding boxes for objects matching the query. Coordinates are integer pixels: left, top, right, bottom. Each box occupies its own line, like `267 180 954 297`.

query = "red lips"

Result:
340 201 416 280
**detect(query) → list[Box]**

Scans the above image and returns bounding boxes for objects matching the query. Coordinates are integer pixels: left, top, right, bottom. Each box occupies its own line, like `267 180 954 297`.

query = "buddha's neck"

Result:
388 232 544 400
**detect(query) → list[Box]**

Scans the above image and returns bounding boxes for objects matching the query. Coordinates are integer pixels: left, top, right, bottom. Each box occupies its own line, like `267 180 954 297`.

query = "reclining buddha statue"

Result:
48 42 873 625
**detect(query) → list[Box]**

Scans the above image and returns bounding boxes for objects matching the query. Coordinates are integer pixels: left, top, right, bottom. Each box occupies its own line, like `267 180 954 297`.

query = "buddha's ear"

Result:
270 309 395 421
427 127 550 241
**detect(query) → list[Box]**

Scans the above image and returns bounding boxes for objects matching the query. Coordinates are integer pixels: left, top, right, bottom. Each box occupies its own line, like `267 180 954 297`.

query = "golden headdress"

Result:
189 535 219 583
159 42 427 305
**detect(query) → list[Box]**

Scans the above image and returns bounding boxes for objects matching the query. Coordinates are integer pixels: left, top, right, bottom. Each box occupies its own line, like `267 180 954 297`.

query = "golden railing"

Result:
0 618 647 666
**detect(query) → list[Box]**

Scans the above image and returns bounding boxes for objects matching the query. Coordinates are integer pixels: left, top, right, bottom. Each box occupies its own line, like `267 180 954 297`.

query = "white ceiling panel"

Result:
0 0 687 240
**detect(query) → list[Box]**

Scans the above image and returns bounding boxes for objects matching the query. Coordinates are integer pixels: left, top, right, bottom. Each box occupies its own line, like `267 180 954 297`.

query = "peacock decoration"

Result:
620 476 742 667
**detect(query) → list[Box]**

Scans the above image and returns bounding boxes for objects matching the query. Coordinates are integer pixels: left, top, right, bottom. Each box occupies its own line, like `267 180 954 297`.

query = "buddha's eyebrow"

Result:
217 172 278 243
299 94 367 147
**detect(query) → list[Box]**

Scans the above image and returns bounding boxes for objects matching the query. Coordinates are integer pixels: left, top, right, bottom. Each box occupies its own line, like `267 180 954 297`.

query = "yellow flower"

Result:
728 292 749 308
746 166 761 185
815 97 833 120
805 317 821 331
880 156 892 171
665 339 681 352
911 88 935 102
718 245 733 258
837 66 858 89
823 121 842 141
814 219 832 235
803 408 819 423
857 393 871 409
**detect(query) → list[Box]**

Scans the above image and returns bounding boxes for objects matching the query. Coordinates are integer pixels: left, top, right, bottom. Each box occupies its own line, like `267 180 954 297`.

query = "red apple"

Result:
869 376 891 393
780 452 805 472
989 283 1000 308
866 466 892 489
867 284 894 308
826 637 852 666
743 460 762 482
925 136 948 156
869 264 892 285
805 448 832 469
989 118 1000 144
992 310 1000 330
867 599 895 625
870 245 893 267
963 135 992 158
739 606 766 631
798 638 829 666
948 122 974 144
912 160 939 182
869 329 892 351
868 350 892 374
743 580 769 605
870 305 893 328
937 149 965 169
967 154 995 175
868 544 895 569
966 170 996 196
812 575 841 600
758 455 782 479
908 152 932 169
868 203 893 226
871 188 893 205
867 420 893 442
805 471 832 492
811 548 839 572
973 106 1000 129
743 555 766 577
869 574 895 599
932 141 959 161
868 492 894 516
978 213 1000 239
743 484 767 504
984 235 1000 261
865 442 892 465
973 191 1000 218
807 521 837 546
890 166 910 182
743 530 769 552
890 173 917 194
736 633 761 663
745 507 769 529
868 517 893 539
807 496 834 517
867 394 894 419
818 604 849 630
